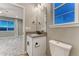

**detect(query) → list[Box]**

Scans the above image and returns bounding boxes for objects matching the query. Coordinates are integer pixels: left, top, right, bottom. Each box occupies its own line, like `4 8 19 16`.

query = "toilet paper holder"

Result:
35 42 40 48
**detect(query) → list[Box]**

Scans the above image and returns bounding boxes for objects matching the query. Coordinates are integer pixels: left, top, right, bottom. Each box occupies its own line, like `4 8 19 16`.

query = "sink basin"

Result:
30 34 40 37
36 31 43 34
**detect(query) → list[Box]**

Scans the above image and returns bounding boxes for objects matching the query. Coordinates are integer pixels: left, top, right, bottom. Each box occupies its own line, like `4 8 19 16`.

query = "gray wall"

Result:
47 3 79 56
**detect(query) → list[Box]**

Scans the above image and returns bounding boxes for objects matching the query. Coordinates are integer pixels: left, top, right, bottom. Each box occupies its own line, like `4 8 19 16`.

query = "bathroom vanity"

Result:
26 33 46 56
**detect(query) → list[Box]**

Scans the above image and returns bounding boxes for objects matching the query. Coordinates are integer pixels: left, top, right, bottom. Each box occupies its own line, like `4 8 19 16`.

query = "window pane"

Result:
54 3 62 8
0 20 8 27
0 27 7 31
55 3 75 16
8 28 14 31
55 11 74 24
55 16 64 24
63 11 75 23
54 3 75 24
0 20 15 31
8 21 14 28
0 20 7 31
7 21 14 31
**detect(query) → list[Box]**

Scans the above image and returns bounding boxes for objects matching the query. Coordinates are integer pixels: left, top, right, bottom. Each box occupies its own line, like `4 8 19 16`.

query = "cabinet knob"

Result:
35 42 40 48
27 41 29 45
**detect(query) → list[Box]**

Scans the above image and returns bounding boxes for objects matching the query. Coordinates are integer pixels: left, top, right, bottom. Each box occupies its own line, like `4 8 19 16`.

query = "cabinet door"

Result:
32 37 46 56
53 3 75 25
27 36 33 56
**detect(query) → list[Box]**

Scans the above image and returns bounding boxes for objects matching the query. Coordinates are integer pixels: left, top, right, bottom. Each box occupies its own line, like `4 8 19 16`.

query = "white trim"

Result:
75 4 79 23
23 8 26 52
49 23 79 28
53 4 55 26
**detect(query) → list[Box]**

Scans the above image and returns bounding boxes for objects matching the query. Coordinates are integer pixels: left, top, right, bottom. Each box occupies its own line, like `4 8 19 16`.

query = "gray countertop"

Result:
26 32 47 38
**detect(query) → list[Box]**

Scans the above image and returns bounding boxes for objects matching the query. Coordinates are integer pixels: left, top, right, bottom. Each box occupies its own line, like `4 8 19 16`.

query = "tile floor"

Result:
0 36 24 56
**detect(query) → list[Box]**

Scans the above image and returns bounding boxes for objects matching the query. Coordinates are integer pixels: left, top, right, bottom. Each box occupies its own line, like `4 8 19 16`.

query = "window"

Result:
0 20 7 31
0 20 15 31
7 21 15 31
54 3 62 8
53 3 75 24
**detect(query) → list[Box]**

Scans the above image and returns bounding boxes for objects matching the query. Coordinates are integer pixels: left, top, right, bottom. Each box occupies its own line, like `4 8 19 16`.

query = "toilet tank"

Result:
49 40 72 56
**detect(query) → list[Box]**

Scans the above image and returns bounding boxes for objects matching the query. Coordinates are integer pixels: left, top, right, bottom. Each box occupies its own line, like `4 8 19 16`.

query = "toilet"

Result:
49 40 72 56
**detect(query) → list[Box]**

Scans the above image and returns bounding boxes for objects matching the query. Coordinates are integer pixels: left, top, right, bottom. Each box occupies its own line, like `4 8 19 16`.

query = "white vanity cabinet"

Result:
27 34 46 56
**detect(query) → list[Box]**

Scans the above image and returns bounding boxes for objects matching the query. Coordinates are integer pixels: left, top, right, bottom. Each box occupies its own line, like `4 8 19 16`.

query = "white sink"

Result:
30 34 40 37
